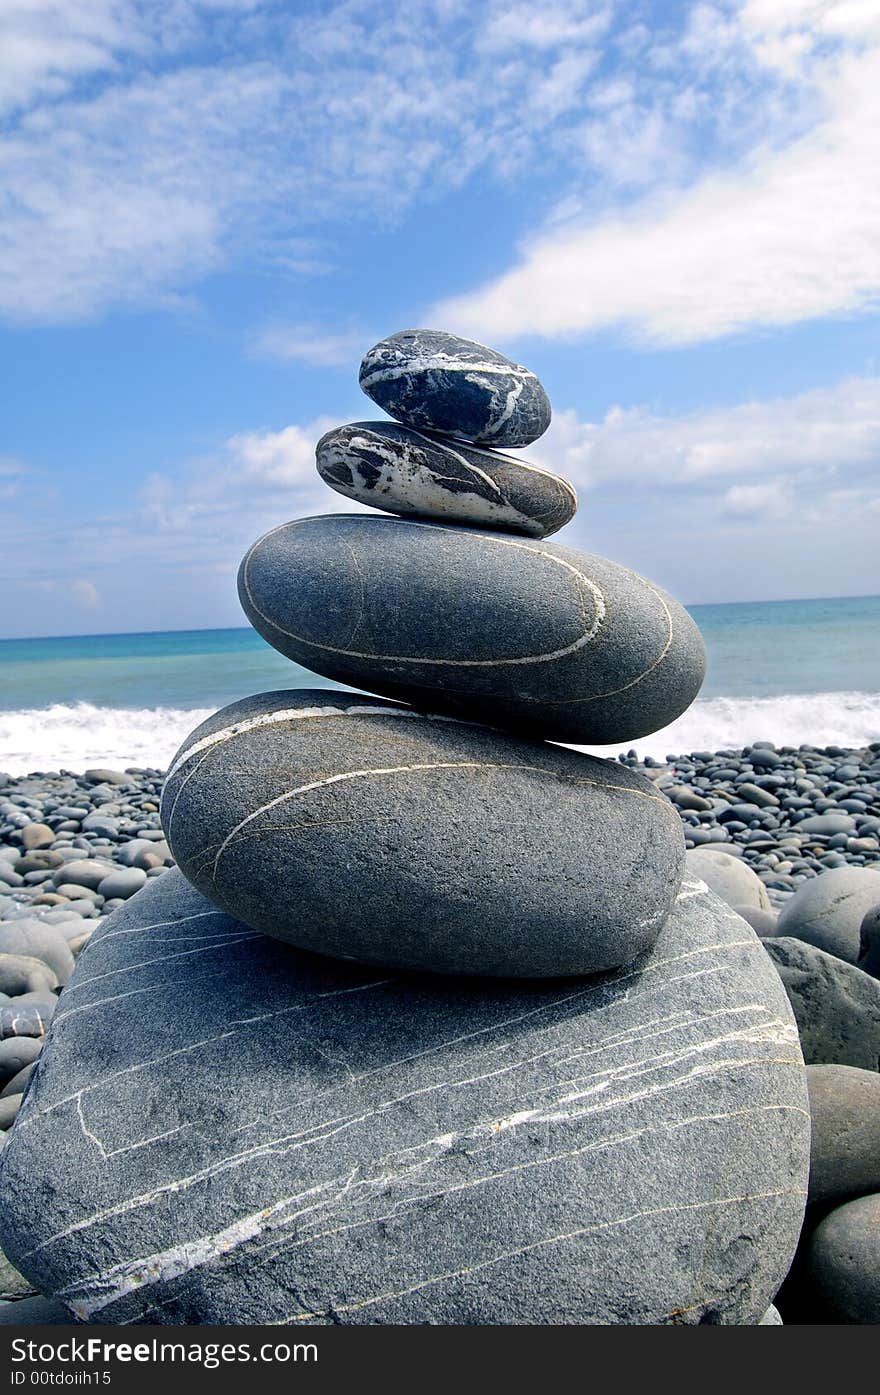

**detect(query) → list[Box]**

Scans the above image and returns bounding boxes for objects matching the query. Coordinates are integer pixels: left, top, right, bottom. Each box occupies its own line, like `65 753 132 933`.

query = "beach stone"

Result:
0 1036 42 1085
0 1247 37 1300
359 330 551 448
804 1194 880 1322
0 957 58 998
161 690 685 977
238 516 706 745
748 748 782 769
316 421 576 539
684 848 771 912
14 996 55 1026
0 923 74 984
776 866 880 963
0 1095 21 1130
758 1304 783 1324
83 769 130 786
80 814 119 838
732 906 778 936
763 938 880 1070
0 869 809 1325
21 824 54 851
51 860 109 891
96 867 147 901
857 905 880 978
806 1065 880 1204
736 783 779 808
667 786 712 811
0 1003 46 1039
1 1063 36 1098
797 814 856 836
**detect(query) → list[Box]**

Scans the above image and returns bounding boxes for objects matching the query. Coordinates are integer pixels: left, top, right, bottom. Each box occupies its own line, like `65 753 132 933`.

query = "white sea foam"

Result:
574 691 880 762
0 703 215 776
0 693 878 777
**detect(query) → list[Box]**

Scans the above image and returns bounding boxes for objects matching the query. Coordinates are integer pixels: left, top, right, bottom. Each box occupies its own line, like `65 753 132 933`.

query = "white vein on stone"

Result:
241 518 606 667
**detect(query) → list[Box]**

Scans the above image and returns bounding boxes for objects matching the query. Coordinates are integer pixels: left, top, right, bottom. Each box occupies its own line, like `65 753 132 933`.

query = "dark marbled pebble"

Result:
0 870 808 1325
161 690 685 977
763 937 880 1070
315 421 576 538
806 1065 880 1204
359 330 551 447
238 515 706 745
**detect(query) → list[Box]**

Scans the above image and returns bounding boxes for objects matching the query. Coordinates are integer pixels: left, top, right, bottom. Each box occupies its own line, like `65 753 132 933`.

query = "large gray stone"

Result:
805 1065 880 1204
161 690 685 977
776 866 880 963
804 1193 880 1323
763 937 880 1070
684 848 771 912
359 330 551 448
0 870 809 1326
238 516 706 745
0 923 74 984
316 421 576 538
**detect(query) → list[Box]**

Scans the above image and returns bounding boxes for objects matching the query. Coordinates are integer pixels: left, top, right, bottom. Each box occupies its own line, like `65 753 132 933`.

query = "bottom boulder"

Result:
0 870 809 1325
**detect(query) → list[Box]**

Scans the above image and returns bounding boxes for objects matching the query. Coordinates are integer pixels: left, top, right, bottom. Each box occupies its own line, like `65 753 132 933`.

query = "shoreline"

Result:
2 739 879 922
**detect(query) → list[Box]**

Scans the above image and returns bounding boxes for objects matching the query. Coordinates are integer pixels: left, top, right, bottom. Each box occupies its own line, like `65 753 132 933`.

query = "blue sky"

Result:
1 0 879 639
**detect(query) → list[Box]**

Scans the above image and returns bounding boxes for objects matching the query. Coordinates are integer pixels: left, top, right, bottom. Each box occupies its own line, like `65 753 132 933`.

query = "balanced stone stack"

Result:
0 331 810 1325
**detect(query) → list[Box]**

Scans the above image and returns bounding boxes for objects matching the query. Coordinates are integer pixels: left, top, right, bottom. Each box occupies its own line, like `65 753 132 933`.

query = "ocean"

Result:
1 595 878 775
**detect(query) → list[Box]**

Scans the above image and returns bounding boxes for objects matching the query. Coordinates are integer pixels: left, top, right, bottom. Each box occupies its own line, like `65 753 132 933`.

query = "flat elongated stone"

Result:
359 330 551 447
0 871 809 1325
238 516 706 744
316 421 576 538
161 690 684 977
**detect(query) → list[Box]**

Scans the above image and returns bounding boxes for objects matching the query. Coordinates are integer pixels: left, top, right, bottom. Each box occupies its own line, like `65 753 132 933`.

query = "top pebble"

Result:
359 329 552 448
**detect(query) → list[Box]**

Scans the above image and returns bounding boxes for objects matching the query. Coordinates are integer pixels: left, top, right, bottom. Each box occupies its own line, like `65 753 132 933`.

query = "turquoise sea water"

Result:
1 596 878 772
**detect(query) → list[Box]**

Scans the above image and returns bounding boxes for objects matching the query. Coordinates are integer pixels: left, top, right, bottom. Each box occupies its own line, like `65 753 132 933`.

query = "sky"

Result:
1 0 879 639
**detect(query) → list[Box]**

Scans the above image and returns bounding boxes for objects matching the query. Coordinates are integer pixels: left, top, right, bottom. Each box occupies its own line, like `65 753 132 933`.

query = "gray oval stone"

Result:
238 516 706 744
316 421 576 538
805 1194 880 1322
806 1065 880 1204
359 330 551 447
776 867 880 962
0 870 809 1325
161 690 685 977
0 923 74 985
684 848 771 912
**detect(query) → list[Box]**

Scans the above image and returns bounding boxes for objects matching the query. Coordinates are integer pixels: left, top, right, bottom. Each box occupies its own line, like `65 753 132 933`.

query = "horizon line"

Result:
1 591 879 647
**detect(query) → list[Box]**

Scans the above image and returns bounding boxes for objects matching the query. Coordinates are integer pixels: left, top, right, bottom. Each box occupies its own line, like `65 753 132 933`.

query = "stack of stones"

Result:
0 332 811 1326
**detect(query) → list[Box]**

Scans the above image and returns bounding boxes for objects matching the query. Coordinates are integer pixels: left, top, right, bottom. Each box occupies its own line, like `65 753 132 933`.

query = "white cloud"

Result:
0 0 841 327
71 578 100 607
719 481 794 518
248 324 367 368
227 419 341 486
433 14 880 345
532 373 880 491
3 371 879 635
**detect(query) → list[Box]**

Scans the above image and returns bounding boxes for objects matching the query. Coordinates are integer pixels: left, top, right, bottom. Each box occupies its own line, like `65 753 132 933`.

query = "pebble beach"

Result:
1 331 878 1326
2 737 879 932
